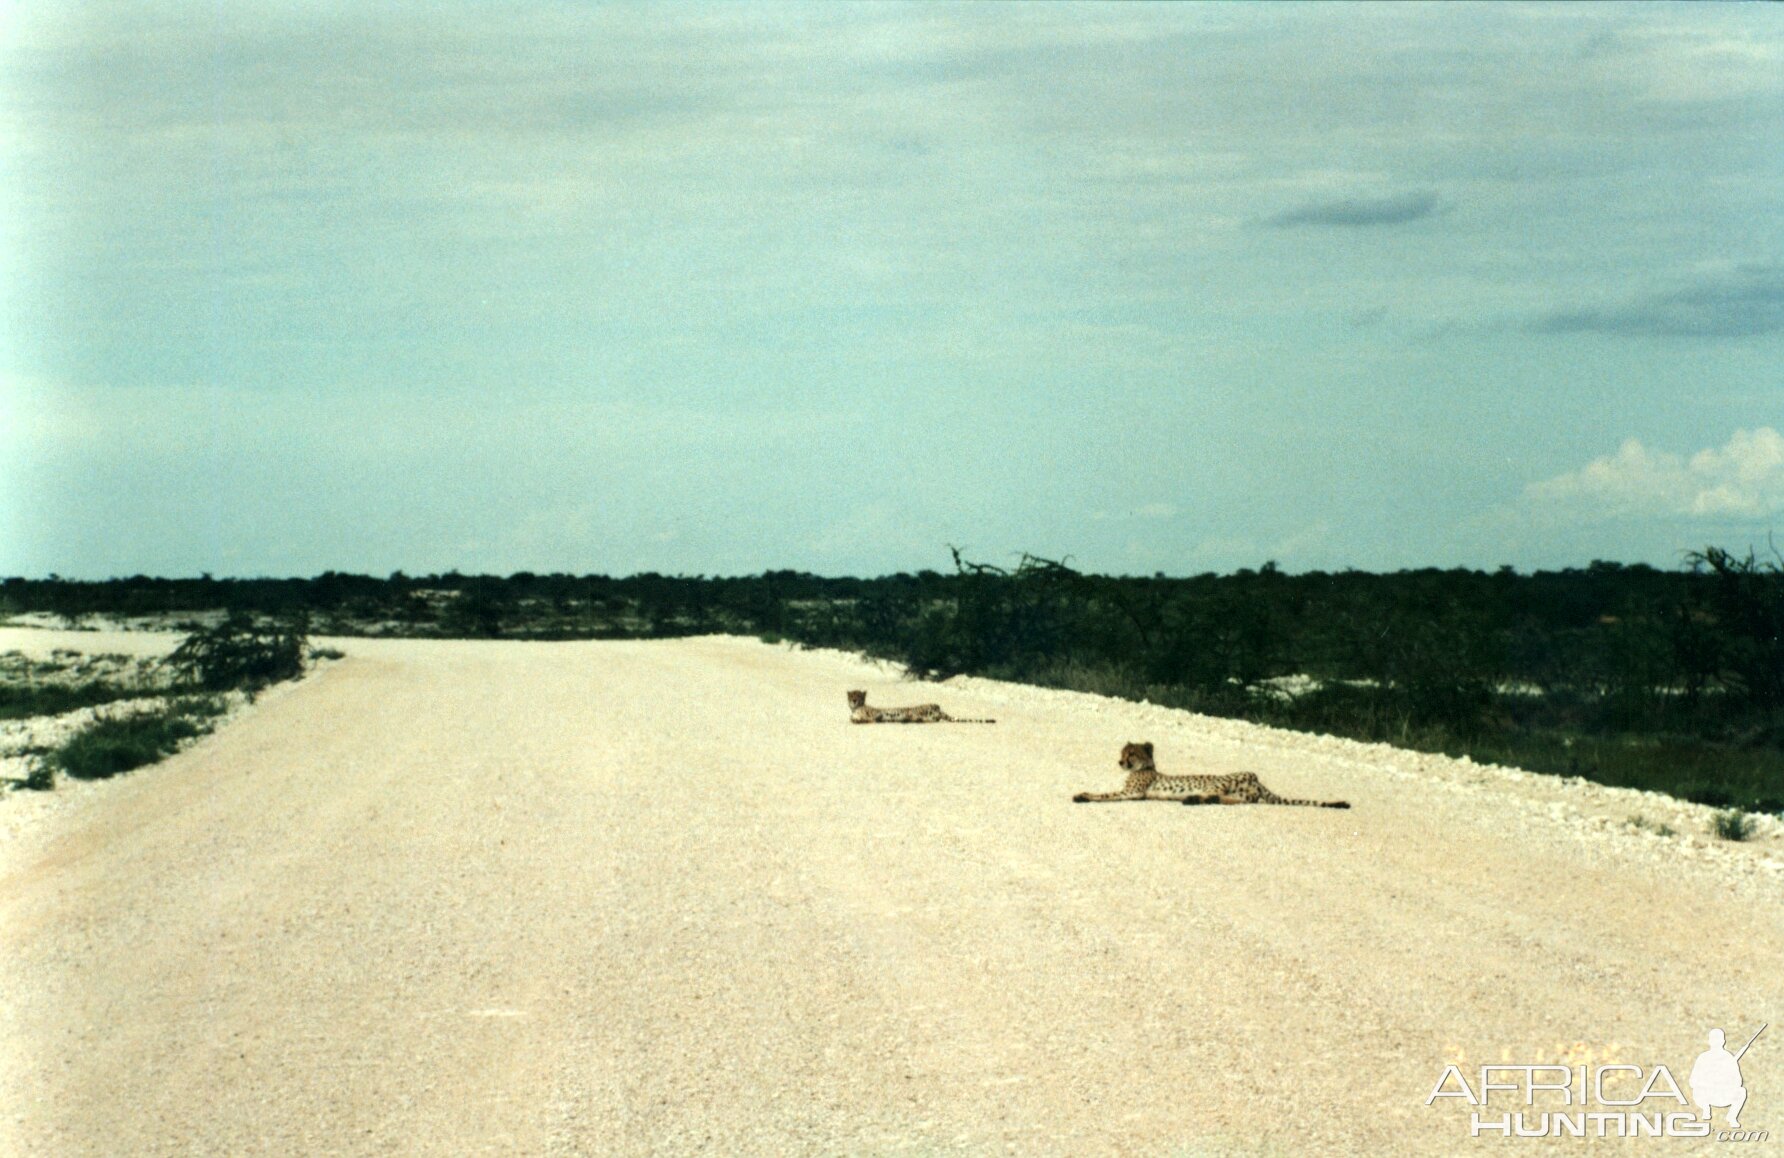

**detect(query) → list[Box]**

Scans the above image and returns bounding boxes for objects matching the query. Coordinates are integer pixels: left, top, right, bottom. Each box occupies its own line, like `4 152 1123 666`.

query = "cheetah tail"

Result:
947 716 997 724
1271 795 1350 808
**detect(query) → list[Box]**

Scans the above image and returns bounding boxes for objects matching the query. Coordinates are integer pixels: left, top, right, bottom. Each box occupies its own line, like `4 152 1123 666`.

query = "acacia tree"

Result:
1686 546 1784 713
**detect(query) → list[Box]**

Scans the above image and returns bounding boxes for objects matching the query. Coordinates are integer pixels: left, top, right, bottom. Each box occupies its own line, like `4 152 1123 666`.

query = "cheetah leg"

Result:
1179 793 1220 805
1071 789 1152 803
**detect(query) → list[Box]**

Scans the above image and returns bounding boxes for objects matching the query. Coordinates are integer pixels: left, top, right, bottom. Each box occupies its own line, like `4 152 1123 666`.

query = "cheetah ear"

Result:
1142 742 1154 756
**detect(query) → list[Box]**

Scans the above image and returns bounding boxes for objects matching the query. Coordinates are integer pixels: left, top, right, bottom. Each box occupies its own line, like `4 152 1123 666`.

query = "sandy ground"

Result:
1 631 1780 1156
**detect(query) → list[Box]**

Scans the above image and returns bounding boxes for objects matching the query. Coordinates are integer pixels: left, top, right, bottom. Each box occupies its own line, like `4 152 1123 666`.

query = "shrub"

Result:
1711 809 1757 842
1625 815 1676 838
165 615 305 691
45 698 227 781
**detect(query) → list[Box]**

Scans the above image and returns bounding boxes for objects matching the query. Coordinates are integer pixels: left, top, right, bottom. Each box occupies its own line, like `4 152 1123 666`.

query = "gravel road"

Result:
3 633 1779 1155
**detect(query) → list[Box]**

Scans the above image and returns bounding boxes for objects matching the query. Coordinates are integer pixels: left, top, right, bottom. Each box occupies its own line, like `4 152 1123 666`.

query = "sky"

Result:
2 1 1781 579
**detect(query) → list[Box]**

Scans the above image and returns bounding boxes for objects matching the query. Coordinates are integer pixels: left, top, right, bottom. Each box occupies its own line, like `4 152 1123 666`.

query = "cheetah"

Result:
1072 741 1349 807
847 690 995 724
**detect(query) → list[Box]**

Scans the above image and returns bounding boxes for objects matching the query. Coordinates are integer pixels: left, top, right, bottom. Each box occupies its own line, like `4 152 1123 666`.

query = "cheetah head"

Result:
1119 741 1155 771
847 690 867 709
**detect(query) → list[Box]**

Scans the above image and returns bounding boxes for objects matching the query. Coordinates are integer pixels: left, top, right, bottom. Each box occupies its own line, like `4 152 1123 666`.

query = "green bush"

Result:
1712 809 1757 842
165 615 306 691
45 698 227 781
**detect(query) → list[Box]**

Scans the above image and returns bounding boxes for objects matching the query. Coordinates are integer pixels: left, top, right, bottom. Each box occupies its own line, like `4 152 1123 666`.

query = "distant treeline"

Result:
6 547 1782 811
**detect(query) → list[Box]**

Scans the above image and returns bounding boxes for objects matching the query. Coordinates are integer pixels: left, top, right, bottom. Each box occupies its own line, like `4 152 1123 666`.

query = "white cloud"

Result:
1525 427 1784 520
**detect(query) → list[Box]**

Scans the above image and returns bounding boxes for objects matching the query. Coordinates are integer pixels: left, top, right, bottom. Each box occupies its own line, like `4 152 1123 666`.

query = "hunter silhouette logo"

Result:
1691 1025 1764 1130
1426 1023 1768 1141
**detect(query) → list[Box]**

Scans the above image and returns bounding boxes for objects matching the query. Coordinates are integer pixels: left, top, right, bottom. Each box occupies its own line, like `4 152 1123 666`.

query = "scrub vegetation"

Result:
5 617 316 790
4 545 1781 813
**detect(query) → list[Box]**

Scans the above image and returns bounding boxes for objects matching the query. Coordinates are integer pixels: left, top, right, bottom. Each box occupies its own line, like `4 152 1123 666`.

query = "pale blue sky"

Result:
2 2 1781 578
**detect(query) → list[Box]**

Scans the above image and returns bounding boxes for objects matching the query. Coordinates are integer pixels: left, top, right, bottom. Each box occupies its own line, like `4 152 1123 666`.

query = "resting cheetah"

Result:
1072 741 1349 808
847 690 995 724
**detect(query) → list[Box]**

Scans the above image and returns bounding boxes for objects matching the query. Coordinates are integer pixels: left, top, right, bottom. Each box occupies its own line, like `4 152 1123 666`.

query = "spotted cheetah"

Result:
847 690 995 724
1072 741 1349 807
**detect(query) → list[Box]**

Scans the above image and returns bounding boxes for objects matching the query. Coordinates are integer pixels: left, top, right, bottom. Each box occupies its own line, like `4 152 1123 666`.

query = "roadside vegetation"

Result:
43 697 230 781
0 649 157 720
164 614 307 691
4 616 315 791
3 547 1781 816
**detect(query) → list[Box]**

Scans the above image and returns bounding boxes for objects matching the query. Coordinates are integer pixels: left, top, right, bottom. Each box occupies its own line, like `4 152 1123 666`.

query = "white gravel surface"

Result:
1 631 1779 1155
